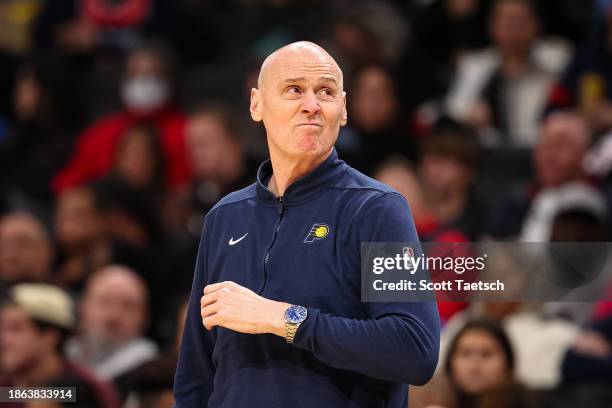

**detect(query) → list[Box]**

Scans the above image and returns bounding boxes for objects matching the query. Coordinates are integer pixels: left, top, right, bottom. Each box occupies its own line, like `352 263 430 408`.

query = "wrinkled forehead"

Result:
260 48 343 89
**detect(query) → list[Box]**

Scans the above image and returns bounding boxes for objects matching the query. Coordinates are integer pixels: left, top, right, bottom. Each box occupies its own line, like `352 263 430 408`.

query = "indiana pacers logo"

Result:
304 223 330 243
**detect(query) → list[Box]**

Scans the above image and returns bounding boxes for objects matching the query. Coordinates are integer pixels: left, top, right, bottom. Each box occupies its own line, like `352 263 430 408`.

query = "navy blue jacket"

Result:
174 149 440 407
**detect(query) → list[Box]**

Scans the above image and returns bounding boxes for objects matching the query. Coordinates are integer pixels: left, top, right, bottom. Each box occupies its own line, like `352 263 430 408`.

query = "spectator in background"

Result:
416 0 489 71
0 0 43 56
542 203 610 324
168 105 255 238
328 0 408 72
563 314 612 384
339 64 416 174
122 354 176 408
66 265 158 395
547 0 612 134
52 184 154 294
112 124 166 193
53 186 109 292
374 156 469 323
442 319 534 408
488 112 601 239
0 211 53 286
374 156 469 242
445 0 570 146
34 0 178 57
51 44 190 194
418 129 484 240
0 64 75 207
412 318 535 408
0 283 120 408
519 113 606 241
404 0 489 110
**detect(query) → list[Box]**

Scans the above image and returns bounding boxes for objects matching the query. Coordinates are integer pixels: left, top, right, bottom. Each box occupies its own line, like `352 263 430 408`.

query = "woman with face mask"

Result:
51 43 190 195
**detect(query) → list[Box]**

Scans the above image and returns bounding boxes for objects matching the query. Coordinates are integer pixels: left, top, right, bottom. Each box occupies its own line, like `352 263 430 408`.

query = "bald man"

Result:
174 42 439 407
66 265 158 381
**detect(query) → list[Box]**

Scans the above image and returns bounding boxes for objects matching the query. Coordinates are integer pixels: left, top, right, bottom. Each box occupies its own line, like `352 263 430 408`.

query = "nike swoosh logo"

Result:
229 233 248 246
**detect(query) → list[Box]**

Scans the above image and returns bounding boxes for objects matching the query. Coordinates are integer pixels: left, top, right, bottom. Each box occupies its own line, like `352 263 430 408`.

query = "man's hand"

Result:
200 281 291 337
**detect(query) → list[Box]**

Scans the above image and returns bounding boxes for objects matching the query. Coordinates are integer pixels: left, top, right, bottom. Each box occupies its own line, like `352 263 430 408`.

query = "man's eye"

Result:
287 86 301 94
320 88 334 97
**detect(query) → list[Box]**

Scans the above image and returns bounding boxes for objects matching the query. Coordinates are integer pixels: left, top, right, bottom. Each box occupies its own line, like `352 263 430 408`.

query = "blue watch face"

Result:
285 305 307 324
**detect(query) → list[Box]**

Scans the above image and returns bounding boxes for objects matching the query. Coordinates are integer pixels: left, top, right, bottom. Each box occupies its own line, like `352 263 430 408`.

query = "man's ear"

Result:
340 91 348 126
250 88 263 122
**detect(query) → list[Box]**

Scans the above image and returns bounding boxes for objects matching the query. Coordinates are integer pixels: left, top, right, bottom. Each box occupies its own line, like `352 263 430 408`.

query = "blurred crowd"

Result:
1 0 612 407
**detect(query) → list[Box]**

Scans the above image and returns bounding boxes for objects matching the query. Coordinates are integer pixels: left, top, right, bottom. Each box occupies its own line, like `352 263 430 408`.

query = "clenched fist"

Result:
200 281 291 337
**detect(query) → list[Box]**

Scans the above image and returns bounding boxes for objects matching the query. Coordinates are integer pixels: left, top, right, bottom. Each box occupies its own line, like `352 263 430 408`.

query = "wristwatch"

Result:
284 305 308 343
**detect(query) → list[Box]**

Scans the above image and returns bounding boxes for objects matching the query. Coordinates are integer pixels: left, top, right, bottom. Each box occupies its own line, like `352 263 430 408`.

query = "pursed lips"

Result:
296 123 323 127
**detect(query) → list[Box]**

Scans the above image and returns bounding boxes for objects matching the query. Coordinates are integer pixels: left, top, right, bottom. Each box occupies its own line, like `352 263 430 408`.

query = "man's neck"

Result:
267 148 332 196
13 353 63 387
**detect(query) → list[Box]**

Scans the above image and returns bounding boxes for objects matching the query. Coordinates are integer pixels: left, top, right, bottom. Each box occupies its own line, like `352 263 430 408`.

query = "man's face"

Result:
250 47 347 160
0 216 52 283
115 128 158 188
534 118 587 187
0 306 47 375
351 66 397 133
81 271 147 344
489 0 538 56
54 189 106 249
186 113 241 181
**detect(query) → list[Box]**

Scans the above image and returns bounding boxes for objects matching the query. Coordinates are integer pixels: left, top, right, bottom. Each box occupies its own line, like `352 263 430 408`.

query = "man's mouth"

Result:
296 123 322 128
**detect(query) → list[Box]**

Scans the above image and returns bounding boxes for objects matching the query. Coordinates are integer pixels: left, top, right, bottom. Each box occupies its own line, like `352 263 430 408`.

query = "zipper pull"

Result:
277 196 285 215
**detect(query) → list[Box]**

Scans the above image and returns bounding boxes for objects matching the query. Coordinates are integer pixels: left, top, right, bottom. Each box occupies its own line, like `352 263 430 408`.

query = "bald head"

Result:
535 112 591 187
250 41 347 167
86 265 147 296
257 41 343 90
82 265 149 342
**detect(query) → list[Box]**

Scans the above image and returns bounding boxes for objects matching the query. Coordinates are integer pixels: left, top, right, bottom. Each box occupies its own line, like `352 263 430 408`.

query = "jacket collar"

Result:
256 148 347 206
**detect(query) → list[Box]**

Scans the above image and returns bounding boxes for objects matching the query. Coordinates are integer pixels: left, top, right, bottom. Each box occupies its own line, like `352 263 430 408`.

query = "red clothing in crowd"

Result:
52 107 190 194
416 215 469 324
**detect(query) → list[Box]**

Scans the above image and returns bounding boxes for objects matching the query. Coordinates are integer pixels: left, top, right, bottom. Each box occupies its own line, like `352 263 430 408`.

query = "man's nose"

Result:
300 91 321 115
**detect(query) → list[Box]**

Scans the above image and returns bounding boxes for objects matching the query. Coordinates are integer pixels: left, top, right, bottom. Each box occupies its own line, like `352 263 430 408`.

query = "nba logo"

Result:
403 247 417 272
403 247 414 258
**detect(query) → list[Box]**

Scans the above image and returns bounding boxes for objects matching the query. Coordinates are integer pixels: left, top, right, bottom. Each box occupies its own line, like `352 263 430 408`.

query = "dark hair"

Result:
352 63 398 90
188 103 244 144
444 318 515 377
490 0 541 24
124 353 177 393
124 40 178 82
0 297 71 355
90 177 163 241
31 319 71 355
421 129 480 170
115 123 167 189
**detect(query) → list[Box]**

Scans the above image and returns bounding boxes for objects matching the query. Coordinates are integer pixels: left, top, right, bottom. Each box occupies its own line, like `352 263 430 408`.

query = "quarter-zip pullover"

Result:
174 149 440 407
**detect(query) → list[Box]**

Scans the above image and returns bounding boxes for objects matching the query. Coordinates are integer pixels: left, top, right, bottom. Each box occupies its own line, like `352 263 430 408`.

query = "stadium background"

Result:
1 0 612 407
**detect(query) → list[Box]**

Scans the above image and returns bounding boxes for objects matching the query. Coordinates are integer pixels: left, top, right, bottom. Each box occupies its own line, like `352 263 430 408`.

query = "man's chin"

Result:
294 135 328 154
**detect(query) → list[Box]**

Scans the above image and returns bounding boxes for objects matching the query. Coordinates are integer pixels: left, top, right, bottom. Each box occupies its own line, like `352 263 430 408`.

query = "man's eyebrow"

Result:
318 76 339 86
282 77 307 85
281 76 339 86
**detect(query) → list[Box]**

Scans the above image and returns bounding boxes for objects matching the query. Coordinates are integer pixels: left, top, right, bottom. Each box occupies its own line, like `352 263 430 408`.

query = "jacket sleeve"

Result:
292 192 440 385
173 216 216 406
